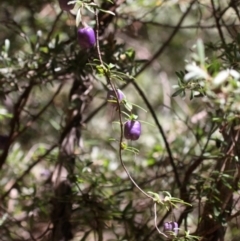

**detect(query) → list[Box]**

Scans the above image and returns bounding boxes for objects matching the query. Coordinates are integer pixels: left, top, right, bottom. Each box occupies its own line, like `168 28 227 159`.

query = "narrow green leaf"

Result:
76 8 82 27
99 9 115 15
85 5 95 14
172 89 183 97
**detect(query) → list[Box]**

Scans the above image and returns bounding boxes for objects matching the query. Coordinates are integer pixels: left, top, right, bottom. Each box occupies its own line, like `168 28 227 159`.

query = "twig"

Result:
45 12 63 44
88 0 198 190
210 0 227 46
154 203 168 238
95 11 152 200
126 1 199 189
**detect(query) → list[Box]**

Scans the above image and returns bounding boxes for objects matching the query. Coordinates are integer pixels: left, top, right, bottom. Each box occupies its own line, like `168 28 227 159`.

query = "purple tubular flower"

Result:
58 0 74 11
163 221 178 236
124 120 141 141
107 89 125 107
77 27 96 49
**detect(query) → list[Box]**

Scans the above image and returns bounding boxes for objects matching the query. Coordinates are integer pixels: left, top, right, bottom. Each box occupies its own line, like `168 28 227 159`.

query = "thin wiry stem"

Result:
210 0 227 46
154 203 168 238
95 11 152 200
88 0 198 190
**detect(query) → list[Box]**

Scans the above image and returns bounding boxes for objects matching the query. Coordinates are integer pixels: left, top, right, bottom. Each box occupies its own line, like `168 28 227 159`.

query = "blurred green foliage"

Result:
1 0 240 241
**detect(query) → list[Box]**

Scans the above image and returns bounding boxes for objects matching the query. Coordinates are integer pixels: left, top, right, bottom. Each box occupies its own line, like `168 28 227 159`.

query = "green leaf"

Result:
108 63 115 69
99 9 115 15
76 8 82 27
0 213 8 226
148 191 161 202
125 49 135 60
88 2 98 7
4 39 10 53
172 88 183 97
176 70 185 79
190 90 194 100
85 5 95 14
124 101 133 112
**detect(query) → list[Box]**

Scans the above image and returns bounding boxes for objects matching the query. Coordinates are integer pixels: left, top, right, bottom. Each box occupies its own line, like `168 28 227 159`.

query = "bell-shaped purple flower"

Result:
124 120 141 141
58 0 74 11
163 221 178 236
77 27 96 49
107 89 125 108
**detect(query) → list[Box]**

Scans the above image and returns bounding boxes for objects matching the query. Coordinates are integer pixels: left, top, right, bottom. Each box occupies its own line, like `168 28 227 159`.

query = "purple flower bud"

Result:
163 221 178 236
124 120 141 141
58 0 74 11
77 27 96 49
107 89 125 108
40 169 52 179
